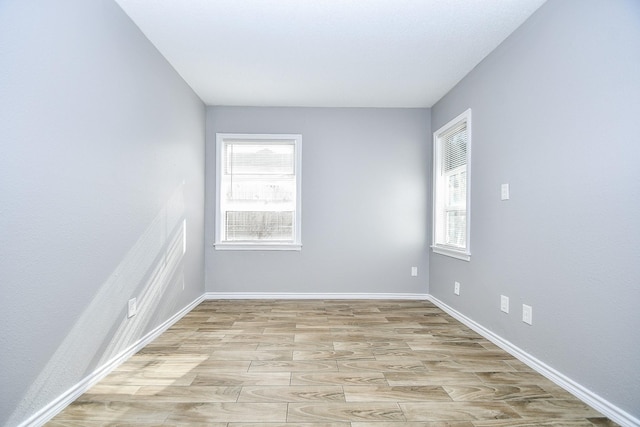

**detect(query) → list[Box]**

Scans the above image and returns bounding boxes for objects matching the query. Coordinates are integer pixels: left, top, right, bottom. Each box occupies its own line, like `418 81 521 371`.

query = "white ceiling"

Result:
114 0 546 108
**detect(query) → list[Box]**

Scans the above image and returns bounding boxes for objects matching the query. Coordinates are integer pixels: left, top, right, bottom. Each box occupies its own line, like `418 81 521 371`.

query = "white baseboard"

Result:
427 294 639 427
19 294 205 427
205 292 429 300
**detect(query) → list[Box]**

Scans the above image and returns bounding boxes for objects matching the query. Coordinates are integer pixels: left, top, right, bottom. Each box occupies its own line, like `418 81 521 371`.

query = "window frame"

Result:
432 109 472 261
215 133 302 251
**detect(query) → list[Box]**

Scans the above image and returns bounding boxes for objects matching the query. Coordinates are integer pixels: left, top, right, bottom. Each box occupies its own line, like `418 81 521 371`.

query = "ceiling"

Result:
114 0 547 108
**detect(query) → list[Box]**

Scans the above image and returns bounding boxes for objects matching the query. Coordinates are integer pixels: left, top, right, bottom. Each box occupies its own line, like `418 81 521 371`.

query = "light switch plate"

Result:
500 295 509 313
128 298 137 318
522 304 533 325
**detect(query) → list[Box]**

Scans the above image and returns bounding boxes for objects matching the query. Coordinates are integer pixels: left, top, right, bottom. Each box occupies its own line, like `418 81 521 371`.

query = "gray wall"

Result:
206 107 430 294
429 0 640 418
0 1 205 425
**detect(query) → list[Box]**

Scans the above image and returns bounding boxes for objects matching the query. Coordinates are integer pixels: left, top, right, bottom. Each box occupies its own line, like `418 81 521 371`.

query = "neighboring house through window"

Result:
215 133 302 250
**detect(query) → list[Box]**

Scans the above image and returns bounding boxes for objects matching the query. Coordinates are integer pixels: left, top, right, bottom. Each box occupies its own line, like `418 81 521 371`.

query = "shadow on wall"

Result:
8 184 188 427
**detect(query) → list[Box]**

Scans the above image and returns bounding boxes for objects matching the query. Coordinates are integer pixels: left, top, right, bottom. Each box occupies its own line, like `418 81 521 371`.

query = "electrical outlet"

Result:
522 304 533 325
128 298 137 318
500 295 509 313
454 281 460 295
501 183 510 200
411 266 418 277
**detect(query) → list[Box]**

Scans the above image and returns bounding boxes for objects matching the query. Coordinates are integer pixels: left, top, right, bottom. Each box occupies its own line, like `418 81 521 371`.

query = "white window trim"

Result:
432 245 471 262
215 133 302 251
432 109 472 261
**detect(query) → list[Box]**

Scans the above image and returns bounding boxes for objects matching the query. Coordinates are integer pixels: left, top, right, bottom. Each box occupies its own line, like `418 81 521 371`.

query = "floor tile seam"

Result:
396 401 527 422
502 398 610 418
440 385 557 402
284 401 408 423
341 395 457 404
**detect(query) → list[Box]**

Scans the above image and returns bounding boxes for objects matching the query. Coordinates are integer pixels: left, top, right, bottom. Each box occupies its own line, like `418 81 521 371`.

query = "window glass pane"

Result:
446 169 466 207
224 176 295 203
225 211 293 241
445 211 466 248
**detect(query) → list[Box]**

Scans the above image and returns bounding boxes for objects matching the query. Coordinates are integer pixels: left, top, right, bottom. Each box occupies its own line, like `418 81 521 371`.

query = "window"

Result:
215 133 302 250
432 109 471 261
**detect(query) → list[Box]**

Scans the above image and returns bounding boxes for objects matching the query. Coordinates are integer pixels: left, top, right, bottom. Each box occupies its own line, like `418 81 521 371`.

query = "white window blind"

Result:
443 122 467 172
433 110 471 261
215 134 302 250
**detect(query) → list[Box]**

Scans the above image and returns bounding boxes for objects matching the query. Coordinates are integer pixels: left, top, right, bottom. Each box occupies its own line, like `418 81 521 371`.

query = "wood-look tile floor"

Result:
48 300 618 426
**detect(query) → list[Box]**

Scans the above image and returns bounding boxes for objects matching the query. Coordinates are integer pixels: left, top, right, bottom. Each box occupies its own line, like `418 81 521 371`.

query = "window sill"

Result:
214 243 302 251
431 245 471 261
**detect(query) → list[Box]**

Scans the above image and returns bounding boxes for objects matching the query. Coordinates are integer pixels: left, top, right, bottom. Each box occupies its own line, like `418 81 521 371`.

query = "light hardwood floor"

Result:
48 300 617 426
